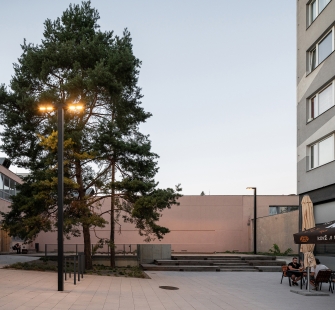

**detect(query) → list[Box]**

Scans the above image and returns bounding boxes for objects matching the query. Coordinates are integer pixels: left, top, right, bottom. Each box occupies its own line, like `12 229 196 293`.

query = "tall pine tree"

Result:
0 1 181 269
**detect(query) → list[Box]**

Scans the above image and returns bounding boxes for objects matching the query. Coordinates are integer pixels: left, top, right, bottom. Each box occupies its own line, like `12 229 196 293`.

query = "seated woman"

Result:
310 258 329 289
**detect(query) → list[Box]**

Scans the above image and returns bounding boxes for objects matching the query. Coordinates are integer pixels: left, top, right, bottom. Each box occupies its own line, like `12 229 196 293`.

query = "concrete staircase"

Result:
140 255 286 272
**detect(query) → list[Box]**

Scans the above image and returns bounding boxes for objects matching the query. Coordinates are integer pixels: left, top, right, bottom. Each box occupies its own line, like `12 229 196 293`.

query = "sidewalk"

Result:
0 269 333 309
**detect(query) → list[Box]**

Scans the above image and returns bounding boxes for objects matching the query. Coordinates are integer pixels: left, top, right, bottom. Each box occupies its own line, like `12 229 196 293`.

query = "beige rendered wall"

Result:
254 210 299 254
0 166 24 251
35 195 299 253
0 165 22 215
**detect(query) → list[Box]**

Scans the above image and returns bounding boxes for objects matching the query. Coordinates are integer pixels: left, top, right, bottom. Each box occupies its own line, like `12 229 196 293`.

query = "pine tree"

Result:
0 1 181 269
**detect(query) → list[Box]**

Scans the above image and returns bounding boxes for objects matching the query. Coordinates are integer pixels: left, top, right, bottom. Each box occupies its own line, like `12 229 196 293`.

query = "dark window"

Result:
311 97 315 119
311 145 315 169
269 206 299 215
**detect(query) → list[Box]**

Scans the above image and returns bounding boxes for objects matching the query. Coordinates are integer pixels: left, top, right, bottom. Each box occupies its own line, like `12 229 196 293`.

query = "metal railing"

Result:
44 244 138 257
64 253 85 285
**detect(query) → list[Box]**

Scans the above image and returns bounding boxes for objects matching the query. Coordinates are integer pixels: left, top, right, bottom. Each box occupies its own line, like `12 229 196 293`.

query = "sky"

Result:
0 0 296 196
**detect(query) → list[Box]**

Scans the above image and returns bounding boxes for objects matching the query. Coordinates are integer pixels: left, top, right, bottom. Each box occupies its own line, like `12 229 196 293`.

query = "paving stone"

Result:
0 269 334 309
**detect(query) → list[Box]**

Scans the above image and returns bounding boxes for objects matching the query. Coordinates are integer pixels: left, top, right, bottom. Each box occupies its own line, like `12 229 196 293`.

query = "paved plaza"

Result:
0 267 334 310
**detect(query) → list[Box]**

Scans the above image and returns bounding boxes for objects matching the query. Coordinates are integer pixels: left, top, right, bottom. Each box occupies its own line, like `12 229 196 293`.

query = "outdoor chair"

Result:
331 272 335 292
280 265 291 286
308 269 333 293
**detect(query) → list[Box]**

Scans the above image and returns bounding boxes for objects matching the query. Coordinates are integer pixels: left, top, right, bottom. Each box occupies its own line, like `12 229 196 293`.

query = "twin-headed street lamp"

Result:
246 187 257 255
39 102 83 291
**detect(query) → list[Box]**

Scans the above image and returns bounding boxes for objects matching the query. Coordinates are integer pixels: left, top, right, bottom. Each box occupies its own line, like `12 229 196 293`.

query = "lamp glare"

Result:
68 104 84 111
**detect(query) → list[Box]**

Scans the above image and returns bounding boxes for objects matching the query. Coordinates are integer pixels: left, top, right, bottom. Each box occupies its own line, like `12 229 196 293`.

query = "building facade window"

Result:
309 28 334 72
308 81 335 121
269 206 299 215
308 0 331 25
0 173 19 201
309 134 335 169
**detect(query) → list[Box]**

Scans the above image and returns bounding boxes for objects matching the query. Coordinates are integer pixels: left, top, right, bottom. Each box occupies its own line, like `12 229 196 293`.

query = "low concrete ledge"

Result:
290 289 329 296
93 255 138 267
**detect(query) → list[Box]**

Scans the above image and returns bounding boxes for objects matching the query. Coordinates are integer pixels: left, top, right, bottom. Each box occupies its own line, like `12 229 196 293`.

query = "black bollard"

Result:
74 255 76 285
78 255 80 282
64 257 67 281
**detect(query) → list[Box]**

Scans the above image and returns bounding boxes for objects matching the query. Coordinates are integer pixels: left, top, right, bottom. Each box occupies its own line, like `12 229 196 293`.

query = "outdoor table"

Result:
288 270 306 289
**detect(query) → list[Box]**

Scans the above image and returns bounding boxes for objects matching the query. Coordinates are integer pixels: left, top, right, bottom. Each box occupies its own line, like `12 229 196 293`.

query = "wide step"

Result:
241 256 276 261
247 260 286 266
220 269 258 272
142 255 282 272
219 265 255 269
141 264 220 271
155 260 247 266
171 255 241 260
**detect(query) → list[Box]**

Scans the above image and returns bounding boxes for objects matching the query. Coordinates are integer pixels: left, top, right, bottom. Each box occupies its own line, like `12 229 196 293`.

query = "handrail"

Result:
44 244 138 257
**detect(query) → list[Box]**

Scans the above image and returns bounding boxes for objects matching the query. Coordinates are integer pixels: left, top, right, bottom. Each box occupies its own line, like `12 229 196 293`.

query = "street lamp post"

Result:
247 187 257 254
39 102 83 292
57 104 64 291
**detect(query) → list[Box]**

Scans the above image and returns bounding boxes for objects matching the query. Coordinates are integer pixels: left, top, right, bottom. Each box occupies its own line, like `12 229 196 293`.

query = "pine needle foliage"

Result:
0 1 182 268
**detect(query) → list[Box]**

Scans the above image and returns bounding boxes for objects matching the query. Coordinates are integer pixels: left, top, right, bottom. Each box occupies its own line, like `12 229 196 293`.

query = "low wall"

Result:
253 210 299 254
137 244 171 263
92 256 138 267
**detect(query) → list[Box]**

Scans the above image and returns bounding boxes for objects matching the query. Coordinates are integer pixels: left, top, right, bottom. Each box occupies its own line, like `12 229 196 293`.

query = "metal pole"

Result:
253 188 257 255
76 244 78 256
74 255 76 285
298 196 303 263
82 254 84 278
57 105 64 291
78 255 80 282
64 257 67 281
45 244 47 257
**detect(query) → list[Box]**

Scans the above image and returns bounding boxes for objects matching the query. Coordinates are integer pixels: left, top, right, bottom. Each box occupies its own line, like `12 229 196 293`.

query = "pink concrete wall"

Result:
35 195 299 253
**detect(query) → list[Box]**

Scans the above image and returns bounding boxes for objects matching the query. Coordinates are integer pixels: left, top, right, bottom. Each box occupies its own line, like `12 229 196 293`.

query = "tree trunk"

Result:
110 160 116 267
74 158 92 269
83 224 93 269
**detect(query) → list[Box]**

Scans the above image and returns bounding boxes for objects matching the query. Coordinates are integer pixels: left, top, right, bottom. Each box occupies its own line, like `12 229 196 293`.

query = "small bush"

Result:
268 244 293 256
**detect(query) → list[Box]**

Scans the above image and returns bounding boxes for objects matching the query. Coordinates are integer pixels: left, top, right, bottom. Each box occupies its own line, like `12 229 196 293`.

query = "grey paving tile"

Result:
0 270 334 310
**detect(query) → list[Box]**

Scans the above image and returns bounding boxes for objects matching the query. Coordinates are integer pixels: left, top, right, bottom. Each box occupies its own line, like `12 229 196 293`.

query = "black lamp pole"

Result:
39 102 83 291
247 187 257 254
57 104 64 291
253 188 257 255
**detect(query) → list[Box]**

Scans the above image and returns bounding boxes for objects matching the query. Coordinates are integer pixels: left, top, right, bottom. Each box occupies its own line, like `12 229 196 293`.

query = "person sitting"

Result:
287 257 302 286
12 243 21 254
310 258 329 289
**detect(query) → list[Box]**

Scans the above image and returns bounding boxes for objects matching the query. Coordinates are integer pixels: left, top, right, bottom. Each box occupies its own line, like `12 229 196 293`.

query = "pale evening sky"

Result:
0 0 296 196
